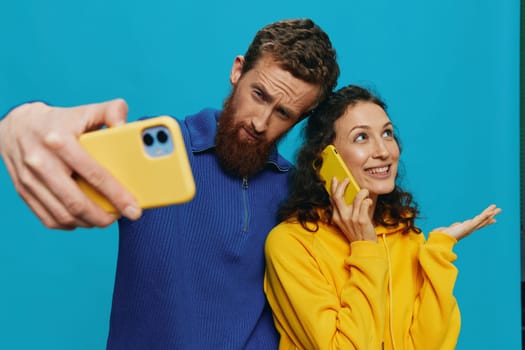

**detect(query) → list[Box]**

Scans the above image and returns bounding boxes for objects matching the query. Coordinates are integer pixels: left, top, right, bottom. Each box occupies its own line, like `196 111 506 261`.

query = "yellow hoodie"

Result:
264 220 460 350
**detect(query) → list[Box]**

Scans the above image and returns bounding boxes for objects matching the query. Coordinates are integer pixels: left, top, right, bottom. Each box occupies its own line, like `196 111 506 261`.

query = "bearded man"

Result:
0 18 339 349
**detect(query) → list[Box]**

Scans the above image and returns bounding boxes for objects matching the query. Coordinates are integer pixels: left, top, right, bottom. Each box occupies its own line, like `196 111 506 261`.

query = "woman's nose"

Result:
373 140 389 158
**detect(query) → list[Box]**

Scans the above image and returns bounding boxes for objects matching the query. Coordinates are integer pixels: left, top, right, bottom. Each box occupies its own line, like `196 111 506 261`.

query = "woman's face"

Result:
332 101 400 198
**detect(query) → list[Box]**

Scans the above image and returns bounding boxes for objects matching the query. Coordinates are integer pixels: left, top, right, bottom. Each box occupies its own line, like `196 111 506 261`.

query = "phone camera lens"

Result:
157 130 168 144
143 133 154 146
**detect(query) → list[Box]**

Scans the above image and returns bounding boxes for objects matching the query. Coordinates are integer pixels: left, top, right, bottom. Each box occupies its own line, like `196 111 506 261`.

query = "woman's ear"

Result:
230 56 245 85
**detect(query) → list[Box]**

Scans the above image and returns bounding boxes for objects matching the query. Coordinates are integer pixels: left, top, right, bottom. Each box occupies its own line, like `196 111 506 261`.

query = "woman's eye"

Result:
383 129 393 138
354 133 367 142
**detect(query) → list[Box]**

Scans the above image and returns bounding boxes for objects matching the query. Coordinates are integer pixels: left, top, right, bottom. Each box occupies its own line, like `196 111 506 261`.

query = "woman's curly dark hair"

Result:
278 85 420 234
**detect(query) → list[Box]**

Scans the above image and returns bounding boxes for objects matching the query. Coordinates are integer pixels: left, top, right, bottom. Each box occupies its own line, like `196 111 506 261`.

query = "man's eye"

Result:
276 108 290 120
253 90 263 99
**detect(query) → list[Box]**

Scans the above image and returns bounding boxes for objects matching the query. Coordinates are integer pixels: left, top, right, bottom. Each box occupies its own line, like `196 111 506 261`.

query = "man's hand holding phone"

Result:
0 99 141 229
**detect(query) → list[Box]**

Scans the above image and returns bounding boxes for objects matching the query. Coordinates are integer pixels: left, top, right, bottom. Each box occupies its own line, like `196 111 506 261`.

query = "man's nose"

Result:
251 107 272 134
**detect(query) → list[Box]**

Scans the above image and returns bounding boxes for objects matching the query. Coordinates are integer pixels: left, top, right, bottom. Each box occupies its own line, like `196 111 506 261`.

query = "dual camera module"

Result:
141 126 174 158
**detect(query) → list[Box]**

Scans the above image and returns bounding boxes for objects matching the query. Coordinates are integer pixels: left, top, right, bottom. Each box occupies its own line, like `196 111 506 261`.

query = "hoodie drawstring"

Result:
382 233 397 350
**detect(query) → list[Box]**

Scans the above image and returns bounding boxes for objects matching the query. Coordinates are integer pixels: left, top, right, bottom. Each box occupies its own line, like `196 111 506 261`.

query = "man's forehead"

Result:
247 58 320 109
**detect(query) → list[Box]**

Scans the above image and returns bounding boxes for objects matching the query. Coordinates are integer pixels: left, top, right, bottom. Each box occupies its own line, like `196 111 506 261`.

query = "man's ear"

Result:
230 56 245 85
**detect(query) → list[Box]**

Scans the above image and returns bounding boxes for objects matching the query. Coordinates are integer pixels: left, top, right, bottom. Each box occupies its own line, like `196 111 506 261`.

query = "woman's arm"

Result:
409 232 460 350
408 204 501 349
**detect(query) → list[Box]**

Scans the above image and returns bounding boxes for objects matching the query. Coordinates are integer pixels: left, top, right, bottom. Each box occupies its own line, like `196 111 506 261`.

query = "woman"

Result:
264 85 500 350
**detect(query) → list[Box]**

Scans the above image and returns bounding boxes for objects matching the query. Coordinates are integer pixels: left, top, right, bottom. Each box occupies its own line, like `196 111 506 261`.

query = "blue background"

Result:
0 0 520 349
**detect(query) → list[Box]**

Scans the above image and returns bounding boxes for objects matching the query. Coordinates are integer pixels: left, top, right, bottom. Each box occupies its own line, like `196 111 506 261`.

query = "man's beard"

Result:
215 90 278 177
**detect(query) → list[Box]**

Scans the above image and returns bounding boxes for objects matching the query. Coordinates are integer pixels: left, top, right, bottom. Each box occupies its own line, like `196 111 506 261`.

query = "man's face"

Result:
215 55 321 177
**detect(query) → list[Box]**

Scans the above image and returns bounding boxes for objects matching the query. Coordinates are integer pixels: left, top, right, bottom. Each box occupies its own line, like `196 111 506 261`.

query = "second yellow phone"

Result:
75 116 196 212
319 144 361 205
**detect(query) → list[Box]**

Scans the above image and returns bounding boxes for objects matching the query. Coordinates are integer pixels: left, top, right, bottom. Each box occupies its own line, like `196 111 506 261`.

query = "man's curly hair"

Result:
242 19 339 111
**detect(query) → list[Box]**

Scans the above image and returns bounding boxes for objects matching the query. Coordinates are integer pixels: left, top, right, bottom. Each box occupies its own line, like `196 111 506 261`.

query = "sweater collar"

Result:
375 222 407 236
183 108 292 172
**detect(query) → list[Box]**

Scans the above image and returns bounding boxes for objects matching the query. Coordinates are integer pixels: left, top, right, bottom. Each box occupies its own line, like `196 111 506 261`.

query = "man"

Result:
0 19 339 349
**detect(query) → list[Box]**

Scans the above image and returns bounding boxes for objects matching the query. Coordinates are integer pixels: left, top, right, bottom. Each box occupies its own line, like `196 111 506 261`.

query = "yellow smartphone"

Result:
75 116 196 212
319 144 360 205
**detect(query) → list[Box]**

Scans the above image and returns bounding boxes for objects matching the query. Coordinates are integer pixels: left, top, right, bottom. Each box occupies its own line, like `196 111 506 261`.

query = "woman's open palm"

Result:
432 204 501 241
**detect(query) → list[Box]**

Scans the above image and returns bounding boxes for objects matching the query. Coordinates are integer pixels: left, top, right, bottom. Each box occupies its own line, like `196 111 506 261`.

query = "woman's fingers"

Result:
432 204 502 241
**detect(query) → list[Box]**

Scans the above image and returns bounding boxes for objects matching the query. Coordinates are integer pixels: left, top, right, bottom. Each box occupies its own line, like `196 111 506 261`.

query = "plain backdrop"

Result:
0 0 520 349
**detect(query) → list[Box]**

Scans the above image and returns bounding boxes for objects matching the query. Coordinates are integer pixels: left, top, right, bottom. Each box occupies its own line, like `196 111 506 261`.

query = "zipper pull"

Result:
242 176 248 190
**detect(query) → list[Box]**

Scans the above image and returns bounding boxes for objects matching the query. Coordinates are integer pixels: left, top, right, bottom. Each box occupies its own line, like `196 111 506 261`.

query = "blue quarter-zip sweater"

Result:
108 109 292 349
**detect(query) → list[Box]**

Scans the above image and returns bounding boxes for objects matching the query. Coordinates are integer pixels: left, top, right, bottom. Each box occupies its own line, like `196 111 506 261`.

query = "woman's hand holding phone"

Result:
330 178 377 243
318 145 375 243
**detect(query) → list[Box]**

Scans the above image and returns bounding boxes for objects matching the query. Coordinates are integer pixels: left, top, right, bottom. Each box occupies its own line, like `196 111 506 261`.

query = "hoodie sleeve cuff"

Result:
427 232 457 249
